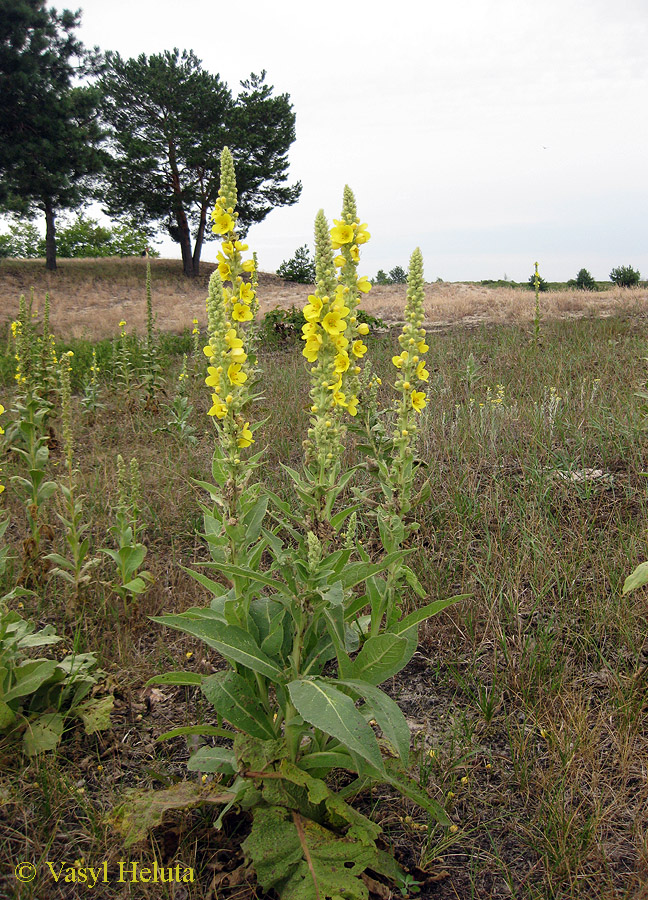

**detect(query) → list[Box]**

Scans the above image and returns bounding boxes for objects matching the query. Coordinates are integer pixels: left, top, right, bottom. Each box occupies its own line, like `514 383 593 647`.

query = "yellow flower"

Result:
322 310 347 336
227 363 247 386
217 262 231 280
355 223 371 245
330 221 354 247
352 340 368 358
357 322 370 336
332 390 348 408
303 337 322 362
418 339 429 354
205 366 221 389
232 302 253 322
119 320 126 328
0 404 4 416
411 390 427 413
334 352 350 374
239 282 255 302
208 397 228 418
235 240 248 251
331 333 349 351
211 211 234 235
237 422 254 448
416 361 429 381
334 254 345 268
301 321 319 340
242 259 255 273
203 344 215 359
349 245 360 263
346 395 359 416
392 351 408 369
357 276 371 293
303 295 323 322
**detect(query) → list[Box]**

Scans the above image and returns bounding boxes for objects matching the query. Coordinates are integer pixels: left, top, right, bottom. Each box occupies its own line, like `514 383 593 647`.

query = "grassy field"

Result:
0 263 647 899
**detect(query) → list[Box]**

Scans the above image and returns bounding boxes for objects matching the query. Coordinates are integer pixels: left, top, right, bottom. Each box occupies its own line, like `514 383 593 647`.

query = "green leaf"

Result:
623 561 648 595
296 750 355 772
152 615 284 682
390 594 469 635
111 781 235 849
288 679 385 774
4 660 58 702
156 724 234 742
349 633 410 685
187 746 236 776
180 566 230 600
336 679 410 765
0 699 16 730
75 695 113 734
146 672 203 687
23 712 64 755
243 495 268 545
243 804 375 900
202 671 276 739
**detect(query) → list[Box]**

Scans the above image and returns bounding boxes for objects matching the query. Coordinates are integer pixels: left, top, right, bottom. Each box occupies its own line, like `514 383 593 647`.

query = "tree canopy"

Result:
100 51 301 276
0 0 105 270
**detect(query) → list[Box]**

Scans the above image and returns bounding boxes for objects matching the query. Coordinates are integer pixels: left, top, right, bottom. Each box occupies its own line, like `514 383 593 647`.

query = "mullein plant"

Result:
140 260 164 406
8 304 57 583
100 454 152 611
140 158 465 900
45 353 100 613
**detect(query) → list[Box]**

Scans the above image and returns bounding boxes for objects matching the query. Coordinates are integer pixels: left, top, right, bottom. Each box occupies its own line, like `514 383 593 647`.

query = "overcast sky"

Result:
72 0 647 282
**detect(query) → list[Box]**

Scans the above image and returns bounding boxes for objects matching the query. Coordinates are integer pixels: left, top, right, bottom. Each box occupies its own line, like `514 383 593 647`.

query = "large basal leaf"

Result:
623 561 648 595
75 695 114 734
288 679 384 775
243 805 375 900
4 660 58 703
111 781 235 849
151 615 283 682
349 633 411 685
187 745 236 776
23 712 64 756
335 679 410 766
146 671 203 687
202 671 276 740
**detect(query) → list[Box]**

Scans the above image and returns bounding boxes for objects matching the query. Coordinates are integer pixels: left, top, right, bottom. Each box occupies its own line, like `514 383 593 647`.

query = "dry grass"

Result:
2 257 648 339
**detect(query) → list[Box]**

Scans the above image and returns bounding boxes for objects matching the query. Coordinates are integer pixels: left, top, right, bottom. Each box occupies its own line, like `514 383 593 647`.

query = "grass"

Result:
0 277 648 898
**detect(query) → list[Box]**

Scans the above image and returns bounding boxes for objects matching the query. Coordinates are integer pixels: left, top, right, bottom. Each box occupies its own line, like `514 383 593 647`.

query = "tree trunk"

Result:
168 138 195 277
192 201 208 277
44 199 57 271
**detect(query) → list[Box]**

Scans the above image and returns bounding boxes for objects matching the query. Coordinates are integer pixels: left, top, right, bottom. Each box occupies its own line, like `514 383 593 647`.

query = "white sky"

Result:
73 0 647 282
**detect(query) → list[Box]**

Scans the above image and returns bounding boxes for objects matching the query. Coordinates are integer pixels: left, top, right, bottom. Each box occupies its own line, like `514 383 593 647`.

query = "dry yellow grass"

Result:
1 256 647 339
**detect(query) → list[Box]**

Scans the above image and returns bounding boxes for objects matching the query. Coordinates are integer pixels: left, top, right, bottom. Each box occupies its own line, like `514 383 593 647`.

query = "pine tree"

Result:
0 1 105 270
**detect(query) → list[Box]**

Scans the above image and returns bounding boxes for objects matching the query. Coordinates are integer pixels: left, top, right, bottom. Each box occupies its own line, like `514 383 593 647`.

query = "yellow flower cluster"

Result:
393 248 429 421
203 147 256 451
302 193 372 420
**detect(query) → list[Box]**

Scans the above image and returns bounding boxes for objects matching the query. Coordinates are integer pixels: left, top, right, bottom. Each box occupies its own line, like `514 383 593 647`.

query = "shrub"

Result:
567 268 597 291
374 269 391 284
610 265 640 287
276 244 316 283
389 265 407 283
528 273 549 291
56 214 156 258
0 221 44 258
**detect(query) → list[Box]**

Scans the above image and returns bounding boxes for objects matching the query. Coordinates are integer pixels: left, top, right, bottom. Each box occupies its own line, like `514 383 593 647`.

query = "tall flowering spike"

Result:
203 148 257 462
0 402 5 494
314 210 337 299
59 352 74 469
390 248 428 509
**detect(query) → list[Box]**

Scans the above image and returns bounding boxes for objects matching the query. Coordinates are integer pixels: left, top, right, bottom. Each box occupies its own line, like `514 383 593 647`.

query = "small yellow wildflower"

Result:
357 322 370 336
227 363 247 386
330 221 354 247
411 390 427 413
208 397 228 419
416 361 429 381
237 422 254 448
392 352 408 369
352 340 368 358
211 211 234 234
303 295 323 322
232 302 253 322
357 276 371 293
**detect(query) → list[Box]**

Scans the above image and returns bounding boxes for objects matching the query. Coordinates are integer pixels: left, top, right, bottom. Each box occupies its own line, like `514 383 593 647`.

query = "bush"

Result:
528 273 549 292
389 265 407 284
56 214 155 258
261 305 385 346
276 245 316 284
374 269 391 285
0 221 44 258
610 265 640 287
567 268 597 291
